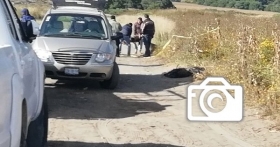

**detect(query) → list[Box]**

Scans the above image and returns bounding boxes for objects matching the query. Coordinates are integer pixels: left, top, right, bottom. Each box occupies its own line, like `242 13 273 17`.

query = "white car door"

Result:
4 0 39 118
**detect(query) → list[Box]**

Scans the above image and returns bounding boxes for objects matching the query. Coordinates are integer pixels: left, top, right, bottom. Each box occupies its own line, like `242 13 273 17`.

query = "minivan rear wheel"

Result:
99 62 119 89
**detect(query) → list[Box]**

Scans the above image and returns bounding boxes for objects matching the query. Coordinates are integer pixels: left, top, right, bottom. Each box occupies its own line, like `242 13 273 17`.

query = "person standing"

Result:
21 8 35 22
141 14 155 57
133 17 143 53
109 15 122 57
20 8 36 38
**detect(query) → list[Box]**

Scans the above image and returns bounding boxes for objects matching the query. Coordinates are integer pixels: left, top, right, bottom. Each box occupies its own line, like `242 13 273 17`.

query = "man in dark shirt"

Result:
141 14 155 57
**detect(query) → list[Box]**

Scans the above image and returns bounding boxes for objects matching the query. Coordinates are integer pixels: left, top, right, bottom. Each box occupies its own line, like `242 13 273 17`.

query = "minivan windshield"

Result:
39 13 108 40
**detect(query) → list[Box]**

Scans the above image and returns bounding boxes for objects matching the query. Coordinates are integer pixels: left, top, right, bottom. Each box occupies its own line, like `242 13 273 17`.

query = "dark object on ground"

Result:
188 66 205 74
131 36 141 42
163 66 205 78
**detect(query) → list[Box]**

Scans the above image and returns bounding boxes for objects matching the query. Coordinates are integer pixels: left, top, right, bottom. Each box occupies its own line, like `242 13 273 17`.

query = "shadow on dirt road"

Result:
48 141 184 147
45 74 192 120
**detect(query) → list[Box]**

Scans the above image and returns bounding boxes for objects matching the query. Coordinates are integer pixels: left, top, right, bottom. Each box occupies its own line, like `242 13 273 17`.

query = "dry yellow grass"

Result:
14 3 50 20
173 2 279 17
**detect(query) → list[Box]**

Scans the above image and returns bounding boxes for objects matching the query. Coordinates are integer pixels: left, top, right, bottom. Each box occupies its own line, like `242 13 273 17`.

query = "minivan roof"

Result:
49 6 102 16
51 0 107 10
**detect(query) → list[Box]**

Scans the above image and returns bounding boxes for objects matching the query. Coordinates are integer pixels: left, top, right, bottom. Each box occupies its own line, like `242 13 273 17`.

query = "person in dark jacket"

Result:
121 23 132 45
21 8 35 22
141 14 155 57
120 23 133 56
20 8 35 38
121 23 132 37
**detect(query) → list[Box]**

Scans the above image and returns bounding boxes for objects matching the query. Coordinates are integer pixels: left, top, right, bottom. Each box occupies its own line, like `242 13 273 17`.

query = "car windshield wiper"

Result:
42 33 81 37
43 32 107 40
64 33 107 40
80 34 107 40
43 33 66 37
63 33 83 37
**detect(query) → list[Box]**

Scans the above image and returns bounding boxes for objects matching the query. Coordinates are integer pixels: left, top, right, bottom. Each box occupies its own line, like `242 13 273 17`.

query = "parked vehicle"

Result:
32 0 122 89
0 0 48 147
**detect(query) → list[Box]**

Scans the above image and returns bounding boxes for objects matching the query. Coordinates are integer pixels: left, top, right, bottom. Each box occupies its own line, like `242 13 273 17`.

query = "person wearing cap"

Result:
141 14 155 57
133 17 143 53
109 15 122 57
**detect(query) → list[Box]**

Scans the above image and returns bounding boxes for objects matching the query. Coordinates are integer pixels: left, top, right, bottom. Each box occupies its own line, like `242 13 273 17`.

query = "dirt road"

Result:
45 44 280 147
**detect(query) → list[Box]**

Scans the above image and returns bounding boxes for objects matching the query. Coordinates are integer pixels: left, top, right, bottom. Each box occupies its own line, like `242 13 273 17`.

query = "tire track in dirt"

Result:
206 123 255 147
95 119 116 146
152 125 187 146
127 123 150 143
127 123 165 143
108 121 145 143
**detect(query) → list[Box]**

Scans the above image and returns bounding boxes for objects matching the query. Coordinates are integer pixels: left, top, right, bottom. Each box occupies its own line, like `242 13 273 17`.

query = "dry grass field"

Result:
14 3 50 19
173 2 280 17
99 5 280 123
107 3 280 123
139 9 280 122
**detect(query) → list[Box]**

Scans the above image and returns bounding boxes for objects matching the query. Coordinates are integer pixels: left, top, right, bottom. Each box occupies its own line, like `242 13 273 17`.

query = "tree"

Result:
141 0 175 9
188 0 280 12
105 0 175 10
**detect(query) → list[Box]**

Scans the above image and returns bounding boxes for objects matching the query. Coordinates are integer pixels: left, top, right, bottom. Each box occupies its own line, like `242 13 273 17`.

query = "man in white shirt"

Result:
109 15 122 57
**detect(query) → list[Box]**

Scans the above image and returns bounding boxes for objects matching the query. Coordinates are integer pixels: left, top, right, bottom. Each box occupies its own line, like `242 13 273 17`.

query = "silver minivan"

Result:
32 0 122 89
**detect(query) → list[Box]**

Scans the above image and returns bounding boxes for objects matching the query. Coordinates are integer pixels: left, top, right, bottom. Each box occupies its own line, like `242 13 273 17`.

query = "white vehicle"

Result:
0 0 48 147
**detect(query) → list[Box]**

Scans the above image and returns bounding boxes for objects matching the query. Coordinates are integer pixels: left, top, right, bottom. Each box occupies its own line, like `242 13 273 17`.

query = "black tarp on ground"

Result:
163 67 205 78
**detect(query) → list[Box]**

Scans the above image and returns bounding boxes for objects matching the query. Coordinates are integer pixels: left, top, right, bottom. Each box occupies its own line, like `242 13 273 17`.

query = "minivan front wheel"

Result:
99 62 119 89
26 93 48 147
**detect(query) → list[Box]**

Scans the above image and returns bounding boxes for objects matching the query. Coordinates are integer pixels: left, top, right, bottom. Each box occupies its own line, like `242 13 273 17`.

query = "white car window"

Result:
0 0 17 40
